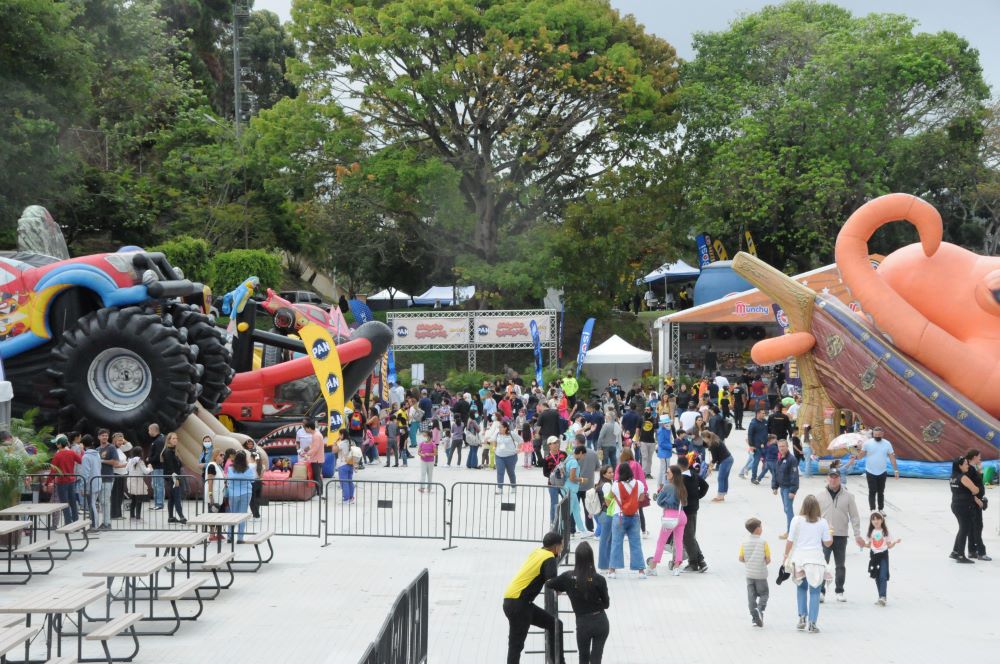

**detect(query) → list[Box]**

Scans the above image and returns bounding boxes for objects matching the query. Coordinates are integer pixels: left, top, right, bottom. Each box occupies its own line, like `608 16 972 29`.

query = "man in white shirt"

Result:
295 417 314 456
678 402 700 433
713 371 730 391
788 394 802 421
388 381 406 408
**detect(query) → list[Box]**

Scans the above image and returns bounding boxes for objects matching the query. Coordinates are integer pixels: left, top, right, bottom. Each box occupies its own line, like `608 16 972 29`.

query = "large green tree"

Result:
680 2 990 272
291 0 680 266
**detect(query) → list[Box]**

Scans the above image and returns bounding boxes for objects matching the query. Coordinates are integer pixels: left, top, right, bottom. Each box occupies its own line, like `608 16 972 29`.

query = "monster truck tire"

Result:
171 306 234 412
47 306 200 432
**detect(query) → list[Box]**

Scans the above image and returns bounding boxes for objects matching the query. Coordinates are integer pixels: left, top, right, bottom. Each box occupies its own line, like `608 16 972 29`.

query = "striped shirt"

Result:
740 535 771 580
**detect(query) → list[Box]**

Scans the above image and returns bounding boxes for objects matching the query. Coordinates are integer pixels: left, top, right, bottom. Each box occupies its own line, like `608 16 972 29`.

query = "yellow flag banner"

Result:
712 238 729 261
298 323 345 448
744 230 758 256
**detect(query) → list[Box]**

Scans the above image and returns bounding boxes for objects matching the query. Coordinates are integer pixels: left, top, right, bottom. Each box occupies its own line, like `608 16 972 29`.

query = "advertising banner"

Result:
530 320 544 387
575 318 596 378
298 323 345 447
391 315 468 346
472 315 551 345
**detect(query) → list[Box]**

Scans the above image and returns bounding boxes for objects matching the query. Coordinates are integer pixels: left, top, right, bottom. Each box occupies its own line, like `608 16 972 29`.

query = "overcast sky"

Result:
254 0 998 91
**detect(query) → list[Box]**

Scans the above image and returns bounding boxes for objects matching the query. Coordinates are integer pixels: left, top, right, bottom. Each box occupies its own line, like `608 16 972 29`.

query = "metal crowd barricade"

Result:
224 477 323 538
84 475 204 532
358 569 429 664
445 482 553 550
323 480 447 545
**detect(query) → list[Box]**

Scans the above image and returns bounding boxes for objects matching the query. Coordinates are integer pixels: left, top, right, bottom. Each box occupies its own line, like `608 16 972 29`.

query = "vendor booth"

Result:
654 260 876 380
639 259 700 309
583 335 653 388
412 285 476 307
367 288 412 310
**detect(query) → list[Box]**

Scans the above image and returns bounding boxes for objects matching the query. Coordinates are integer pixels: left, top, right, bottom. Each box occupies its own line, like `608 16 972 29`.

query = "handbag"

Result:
661 515 679 529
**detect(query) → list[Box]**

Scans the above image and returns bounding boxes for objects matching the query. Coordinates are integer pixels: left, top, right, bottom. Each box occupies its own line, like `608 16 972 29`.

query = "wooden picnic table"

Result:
0 584 106 662
135 532 207 582
0 503 68 544
0 520 32 582
186 512 250 554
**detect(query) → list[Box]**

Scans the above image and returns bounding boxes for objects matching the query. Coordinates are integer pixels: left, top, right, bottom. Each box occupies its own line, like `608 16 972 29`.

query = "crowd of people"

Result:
45 421 270 542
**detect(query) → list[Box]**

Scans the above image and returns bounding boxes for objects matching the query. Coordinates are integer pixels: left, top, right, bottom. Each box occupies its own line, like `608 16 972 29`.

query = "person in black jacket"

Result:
678 455 709 572
503 532 565 664
766 404 792 441
547 541 610 664
160 432 187 524
148 423 166 510
771 439 799 538
964 450 991 561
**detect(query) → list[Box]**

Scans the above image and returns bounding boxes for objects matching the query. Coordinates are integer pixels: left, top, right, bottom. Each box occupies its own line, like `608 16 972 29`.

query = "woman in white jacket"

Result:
783 495 833 633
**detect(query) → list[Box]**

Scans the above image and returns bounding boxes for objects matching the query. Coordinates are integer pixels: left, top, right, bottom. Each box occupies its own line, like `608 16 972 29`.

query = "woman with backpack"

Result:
590 465 615 572
602 462 647 579
464 418 481 469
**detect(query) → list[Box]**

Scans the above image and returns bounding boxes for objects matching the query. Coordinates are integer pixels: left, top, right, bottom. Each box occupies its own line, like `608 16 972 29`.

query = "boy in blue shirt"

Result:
656 415 673 487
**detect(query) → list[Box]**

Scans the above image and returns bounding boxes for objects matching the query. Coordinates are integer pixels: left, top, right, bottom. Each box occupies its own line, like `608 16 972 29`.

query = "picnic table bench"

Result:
0 584 139 663
0 520 52 585
82 556 203 636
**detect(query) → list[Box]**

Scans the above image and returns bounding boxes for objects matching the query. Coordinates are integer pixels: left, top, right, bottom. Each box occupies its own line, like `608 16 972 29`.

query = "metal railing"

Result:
358 569 429 664
323 480 447 545
446 482 555 550
73 476 323 537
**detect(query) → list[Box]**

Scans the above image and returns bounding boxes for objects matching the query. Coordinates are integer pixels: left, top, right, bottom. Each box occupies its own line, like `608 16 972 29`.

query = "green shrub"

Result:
209 249 283 295
444 370 501 394
148 235 211 284
397 368 412 389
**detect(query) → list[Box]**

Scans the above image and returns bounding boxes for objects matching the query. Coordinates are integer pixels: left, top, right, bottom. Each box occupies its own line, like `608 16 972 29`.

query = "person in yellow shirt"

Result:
503 532 565 663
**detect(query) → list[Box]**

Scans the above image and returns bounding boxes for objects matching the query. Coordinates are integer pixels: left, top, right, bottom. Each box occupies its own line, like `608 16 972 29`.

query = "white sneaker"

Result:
637 571 647 579
606 571 617 579
836 593 846 603
672 567 681 577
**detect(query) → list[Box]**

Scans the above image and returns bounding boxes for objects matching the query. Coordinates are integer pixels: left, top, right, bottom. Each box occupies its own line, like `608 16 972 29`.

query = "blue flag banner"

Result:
575 318 595 379
530 320 544 388
387 347 397 385
695 234 713 268
348 299 375 326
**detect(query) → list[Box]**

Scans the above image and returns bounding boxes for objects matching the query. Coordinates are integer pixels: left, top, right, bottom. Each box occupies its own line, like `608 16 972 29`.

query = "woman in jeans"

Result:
603 462 646 579
594 466 614 573
546 542 610 664
226 451 257 543
542 437 567 526
494 421 518 493
646 464 687 576
783 495 833 633
464 418 481 469
704 431 734 502
160 433 187 524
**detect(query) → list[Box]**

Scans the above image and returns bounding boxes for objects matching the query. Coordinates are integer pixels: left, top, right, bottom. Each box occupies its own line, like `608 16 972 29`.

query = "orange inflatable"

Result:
736 193 1000 461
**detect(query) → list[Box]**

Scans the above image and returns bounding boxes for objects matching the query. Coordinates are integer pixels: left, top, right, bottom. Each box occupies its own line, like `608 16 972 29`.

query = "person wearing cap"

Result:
51 434 82 524
856 426 899 513
542 437 568 526
503 532 565 664
815 469 865 602
653 415 673 487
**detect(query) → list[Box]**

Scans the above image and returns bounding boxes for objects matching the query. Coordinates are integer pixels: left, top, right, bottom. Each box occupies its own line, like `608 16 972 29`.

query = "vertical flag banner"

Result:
575 318 596 379
771 304 801 388
348 299 374 325
712 238 729 261
695 234 713 268
744 230 758 257
387 347 397 385
530 320 544 388
299 323 345 447
702 233 720 262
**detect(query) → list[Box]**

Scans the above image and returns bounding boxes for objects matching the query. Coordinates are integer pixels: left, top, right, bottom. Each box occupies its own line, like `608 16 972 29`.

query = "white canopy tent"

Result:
641 259 700 284
367 288 412 305
412 285 476 306
583 335 653 389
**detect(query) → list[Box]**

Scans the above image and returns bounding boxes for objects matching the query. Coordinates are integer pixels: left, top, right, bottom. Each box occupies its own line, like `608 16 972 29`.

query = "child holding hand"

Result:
864 512 901 606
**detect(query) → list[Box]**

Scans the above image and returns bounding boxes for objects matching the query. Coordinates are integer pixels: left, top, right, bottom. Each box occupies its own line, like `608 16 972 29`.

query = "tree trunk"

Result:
475 192 499 263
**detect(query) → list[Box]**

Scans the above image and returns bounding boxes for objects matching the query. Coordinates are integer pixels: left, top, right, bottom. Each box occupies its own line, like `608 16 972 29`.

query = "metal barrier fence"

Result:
323 480 447 546
446 483 555 550
70 476 323 537
358 569 429 664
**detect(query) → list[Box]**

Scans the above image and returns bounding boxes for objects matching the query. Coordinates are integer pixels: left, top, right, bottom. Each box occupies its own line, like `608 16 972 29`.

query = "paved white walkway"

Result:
7 430 999 663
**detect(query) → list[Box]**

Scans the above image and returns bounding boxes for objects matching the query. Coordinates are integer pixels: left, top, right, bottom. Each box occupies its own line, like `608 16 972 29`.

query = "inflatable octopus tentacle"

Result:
834 193 997 409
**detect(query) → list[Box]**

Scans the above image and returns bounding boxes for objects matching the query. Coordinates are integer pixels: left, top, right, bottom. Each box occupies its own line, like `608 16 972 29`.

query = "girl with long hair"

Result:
646 464 688 576
546 541 610 664
863 512 901 606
